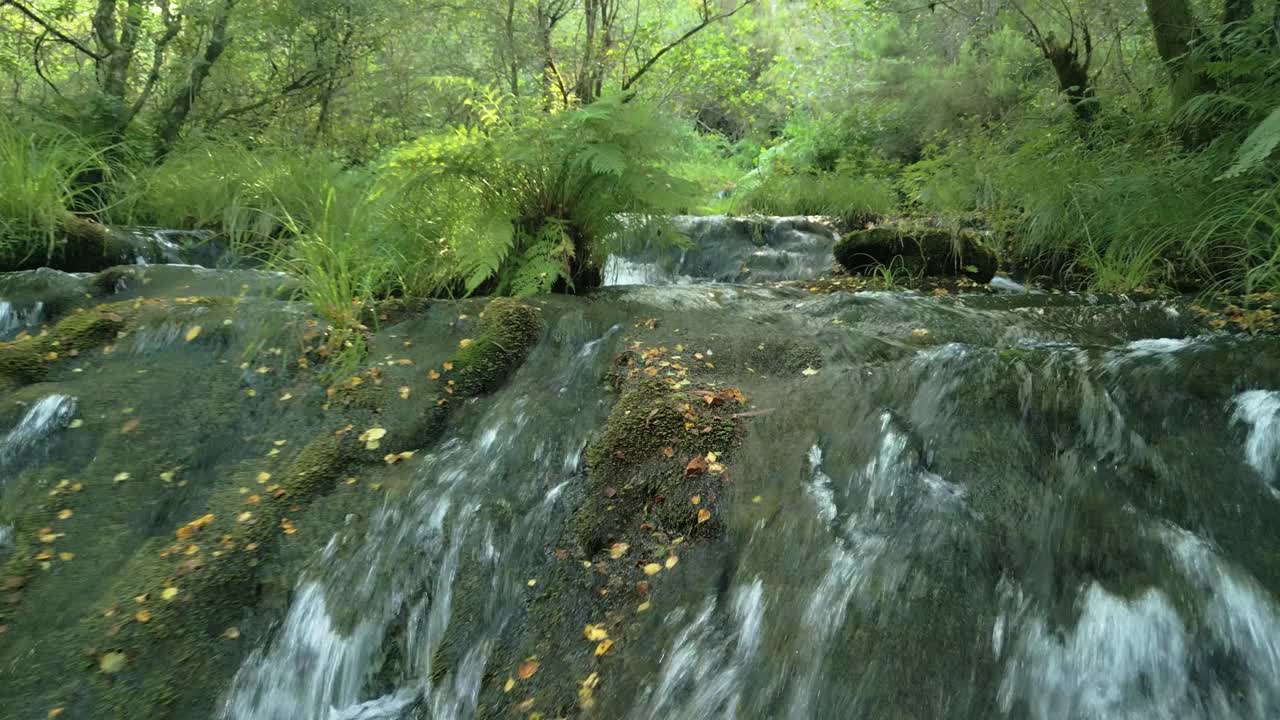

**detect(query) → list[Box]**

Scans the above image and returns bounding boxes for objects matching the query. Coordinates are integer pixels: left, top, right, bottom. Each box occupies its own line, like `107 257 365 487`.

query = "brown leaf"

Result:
517 658 540 680
661 446 674 458
685 455 709 477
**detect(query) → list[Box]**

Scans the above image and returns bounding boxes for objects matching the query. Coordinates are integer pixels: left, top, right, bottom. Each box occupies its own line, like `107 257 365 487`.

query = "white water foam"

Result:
0 394 76 472
1233 390 1280 484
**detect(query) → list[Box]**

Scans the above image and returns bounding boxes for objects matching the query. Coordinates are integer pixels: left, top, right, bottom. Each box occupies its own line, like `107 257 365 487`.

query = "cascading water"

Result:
3 218 1280 720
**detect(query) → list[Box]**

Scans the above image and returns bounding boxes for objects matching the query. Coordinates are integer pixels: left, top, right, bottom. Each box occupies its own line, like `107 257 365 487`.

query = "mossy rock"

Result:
0 339 48 385
835 224 998 283
48 305 128 351
451 298 544 397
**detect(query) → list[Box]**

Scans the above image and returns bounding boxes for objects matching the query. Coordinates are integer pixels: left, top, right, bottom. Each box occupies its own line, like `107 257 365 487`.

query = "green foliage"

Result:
387 93 697 296
0 117 113 266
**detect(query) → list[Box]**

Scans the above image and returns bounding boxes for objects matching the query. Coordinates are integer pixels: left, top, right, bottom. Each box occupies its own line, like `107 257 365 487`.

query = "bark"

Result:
1145 0 1214 111
155 0 237 158
92 0 146 136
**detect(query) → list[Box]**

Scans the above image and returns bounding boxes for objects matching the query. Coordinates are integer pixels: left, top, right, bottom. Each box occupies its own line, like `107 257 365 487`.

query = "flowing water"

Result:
2 217 1280 719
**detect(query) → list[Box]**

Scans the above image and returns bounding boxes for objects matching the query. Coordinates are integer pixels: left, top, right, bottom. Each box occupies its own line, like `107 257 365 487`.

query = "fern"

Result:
1221 106 1280 179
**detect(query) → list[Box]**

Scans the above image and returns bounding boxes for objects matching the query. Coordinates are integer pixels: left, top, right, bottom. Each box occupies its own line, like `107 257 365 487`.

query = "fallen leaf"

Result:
665 555 679 569
161 587 179 601
58 552 74 561
643 563 661 576
608 543 629 559
358 427 387 450
801 367 820 376
661 446 674 458
121 419 139 433
458 338 474 349
222 626 241 640
697 508 711 524
442 361 454 371
911 328 930 338
279 393 293 402
690 495 701 505
48 707 66 718
398 386 411 400
184 326 202 342
68 419 84 429
637 601 651 613
383 451 415 465
99 651 127 674
518 658 540 680
134 610 152 624
504 677 515 693
428 370 441 380
113 472 130 483
56 509 73 520
684 456 709 477
594 639 614 657
583 624 609 642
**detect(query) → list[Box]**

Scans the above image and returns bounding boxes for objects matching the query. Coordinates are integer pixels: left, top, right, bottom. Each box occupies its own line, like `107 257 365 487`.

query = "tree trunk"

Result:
1043 39 1096 122
154 0 237 158
91 0 145 136
1145 0 1214 111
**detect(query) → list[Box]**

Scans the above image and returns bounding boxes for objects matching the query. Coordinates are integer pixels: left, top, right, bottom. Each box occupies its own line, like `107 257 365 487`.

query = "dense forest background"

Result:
3 0 1279 318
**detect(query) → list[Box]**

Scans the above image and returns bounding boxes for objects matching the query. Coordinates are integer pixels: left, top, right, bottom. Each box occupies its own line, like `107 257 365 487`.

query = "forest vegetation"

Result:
2 0 1280 312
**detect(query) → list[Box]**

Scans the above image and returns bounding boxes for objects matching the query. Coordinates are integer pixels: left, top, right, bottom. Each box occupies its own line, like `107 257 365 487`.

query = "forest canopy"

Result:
3 0 1280 309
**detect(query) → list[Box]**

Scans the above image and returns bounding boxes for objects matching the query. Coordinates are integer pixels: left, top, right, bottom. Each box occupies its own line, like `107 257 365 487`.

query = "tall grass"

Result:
0 119 114 266
731 171 897 225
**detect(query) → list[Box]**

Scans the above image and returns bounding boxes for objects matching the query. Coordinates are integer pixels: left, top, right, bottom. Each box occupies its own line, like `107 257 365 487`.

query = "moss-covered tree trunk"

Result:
1145 0 1214 112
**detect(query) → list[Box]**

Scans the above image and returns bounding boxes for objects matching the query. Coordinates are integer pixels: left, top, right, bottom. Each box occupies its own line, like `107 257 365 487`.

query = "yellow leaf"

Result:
442 362 454 371
665 555 679 569
68 419 84 429
184 326 202 342
398 386 411 400
583 624 609 642
706 452 718 463
99 651 128 674
911 328 930 338
690 495 701 505
637 601 651 613
801 367 820 376
161 587 179 601
458 338 474 349
58 552 74 561
113 472 130 483
594 639 614 657
643 563 661 576
428 370 441 380
48 707 66 718
134 610 152 624
222 626 241 640
697 508 711 524
256 472 271 484
237 511 253 523
608 543 629 559
56 509 73 520
504 677 515 693
526 578 537 587
518 658 540 680
279 393 294 402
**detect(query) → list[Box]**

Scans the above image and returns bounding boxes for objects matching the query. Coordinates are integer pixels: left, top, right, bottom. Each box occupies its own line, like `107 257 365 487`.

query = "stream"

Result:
2 216 1280 719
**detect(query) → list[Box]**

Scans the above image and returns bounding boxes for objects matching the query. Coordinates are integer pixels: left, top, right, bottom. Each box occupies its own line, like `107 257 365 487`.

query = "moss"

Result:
0 338 48 385
450 298 544 397
834 223 999 282
48 305 129 352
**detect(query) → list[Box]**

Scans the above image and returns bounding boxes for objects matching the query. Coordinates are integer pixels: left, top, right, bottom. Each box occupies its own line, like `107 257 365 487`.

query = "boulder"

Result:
834 223 998 283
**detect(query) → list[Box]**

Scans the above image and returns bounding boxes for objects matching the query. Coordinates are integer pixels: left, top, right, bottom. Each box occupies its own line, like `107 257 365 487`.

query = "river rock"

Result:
834 222 998 282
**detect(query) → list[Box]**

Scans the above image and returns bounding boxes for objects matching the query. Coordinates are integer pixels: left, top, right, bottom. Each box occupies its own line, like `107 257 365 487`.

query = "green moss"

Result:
0 338 47 385
450 298 544 397
48 305 129 351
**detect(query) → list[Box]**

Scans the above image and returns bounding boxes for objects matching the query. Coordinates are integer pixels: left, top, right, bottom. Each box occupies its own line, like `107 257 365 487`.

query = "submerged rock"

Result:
834 222 998 283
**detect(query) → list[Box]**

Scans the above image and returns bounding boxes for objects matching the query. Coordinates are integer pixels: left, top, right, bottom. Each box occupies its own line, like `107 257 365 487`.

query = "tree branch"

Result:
621 0 756 91
0 0 104 59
